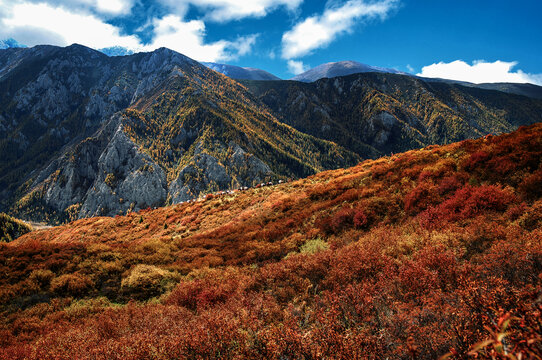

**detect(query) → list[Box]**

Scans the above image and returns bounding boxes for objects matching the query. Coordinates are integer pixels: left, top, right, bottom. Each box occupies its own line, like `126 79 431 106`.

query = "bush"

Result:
420 184 517 226
353 209 369 228
29 269 54 288
404 182 440 215
50 273 93 296
120 264 178 300
300 238 329 255
518 168 542 201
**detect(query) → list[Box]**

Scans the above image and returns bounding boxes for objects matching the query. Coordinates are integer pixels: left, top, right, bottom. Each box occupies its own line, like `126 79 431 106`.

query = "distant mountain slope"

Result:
203 62 281 80
292 61 542 100
473 82 542 99
291 60 405 82
421 77 542 100
0 38 26 49
0 44 356 223
242 72 542 158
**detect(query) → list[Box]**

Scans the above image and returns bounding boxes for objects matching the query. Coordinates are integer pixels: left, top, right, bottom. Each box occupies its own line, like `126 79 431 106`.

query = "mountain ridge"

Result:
0 44 357 223
2 43 542 224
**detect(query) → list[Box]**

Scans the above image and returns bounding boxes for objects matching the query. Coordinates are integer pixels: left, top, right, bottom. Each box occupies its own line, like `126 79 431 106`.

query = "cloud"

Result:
0 1 258 62
158 0 302 22
417 60 542 85
287 59 307 75
281 0 398 59
147 15 258 61
0 2 141 48
2 0 134 16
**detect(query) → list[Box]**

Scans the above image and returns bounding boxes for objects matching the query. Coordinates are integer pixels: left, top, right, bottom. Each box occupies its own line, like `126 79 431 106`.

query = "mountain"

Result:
0 38 26 49
294 61 542 100
2 123 541 358
242 72 542 158
0 44 357 223
472 82 542 99
420 76 542 100
2 44 542 224
291 60 405 82
202 62 281 80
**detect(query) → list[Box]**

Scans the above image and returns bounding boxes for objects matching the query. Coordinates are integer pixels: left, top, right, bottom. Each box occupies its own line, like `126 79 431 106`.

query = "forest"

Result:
0 123 541 359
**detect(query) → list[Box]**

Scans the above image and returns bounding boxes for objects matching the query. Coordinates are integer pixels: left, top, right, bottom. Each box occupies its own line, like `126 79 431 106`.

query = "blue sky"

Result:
0 0 540 83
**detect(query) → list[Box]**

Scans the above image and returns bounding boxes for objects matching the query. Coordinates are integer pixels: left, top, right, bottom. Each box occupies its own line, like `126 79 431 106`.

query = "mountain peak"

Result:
202 62 281 81
291 60 406 82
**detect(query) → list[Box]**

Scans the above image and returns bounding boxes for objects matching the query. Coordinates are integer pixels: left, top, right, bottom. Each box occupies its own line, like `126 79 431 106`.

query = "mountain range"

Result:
1 43 542 223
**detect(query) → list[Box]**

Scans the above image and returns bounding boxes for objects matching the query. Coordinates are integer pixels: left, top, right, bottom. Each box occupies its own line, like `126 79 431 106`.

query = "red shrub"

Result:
404 182 440 215
462 151 490 171
518 168 542 201
420 184 517 226
353 209 369 228
331 207 356 232
438 175 462 195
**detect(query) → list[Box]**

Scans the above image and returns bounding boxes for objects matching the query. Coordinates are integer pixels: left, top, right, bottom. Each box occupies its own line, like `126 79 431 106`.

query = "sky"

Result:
0 0 541 83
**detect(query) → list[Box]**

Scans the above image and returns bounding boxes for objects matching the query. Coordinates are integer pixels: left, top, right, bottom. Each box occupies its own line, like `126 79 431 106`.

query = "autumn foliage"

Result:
1 123 542 359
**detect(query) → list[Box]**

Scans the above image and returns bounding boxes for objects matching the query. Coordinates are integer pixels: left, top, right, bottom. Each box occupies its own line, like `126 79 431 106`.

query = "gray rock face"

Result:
366 112 399 147
169 145 231 203
79 124 167 217
226 143 272 186
168 142 272 203
35 114 167 218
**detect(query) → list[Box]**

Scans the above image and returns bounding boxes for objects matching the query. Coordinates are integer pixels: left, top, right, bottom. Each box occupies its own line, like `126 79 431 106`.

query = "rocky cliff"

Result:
1 44 357 222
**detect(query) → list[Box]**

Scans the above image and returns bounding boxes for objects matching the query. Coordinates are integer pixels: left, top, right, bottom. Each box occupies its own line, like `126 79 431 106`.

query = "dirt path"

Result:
24 221 53 231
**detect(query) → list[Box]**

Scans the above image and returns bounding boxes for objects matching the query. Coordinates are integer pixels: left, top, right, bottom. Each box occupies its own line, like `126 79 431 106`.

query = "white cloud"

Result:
287 59 307 75
0 1 257 62
417 60 542 85
281 0 398 59
146 15 257 61
0 2 141 48
94 0 133 15
159 0 302 22
2 0 134 16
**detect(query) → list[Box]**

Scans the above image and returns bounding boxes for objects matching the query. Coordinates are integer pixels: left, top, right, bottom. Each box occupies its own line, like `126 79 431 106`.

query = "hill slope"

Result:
0 212 31 242
1 123 541 359
242 72 542 158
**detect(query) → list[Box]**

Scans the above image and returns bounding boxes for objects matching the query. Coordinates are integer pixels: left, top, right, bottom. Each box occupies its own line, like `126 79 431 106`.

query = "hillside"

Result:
242 72 542 158
1 123 541 359
0 44 357 223
0 213 31 242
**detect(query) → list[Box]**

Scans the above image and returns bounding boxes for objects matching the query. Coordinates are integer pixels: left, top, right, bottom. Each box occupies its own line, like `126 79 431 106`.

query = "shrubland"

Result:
1 124 541 359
